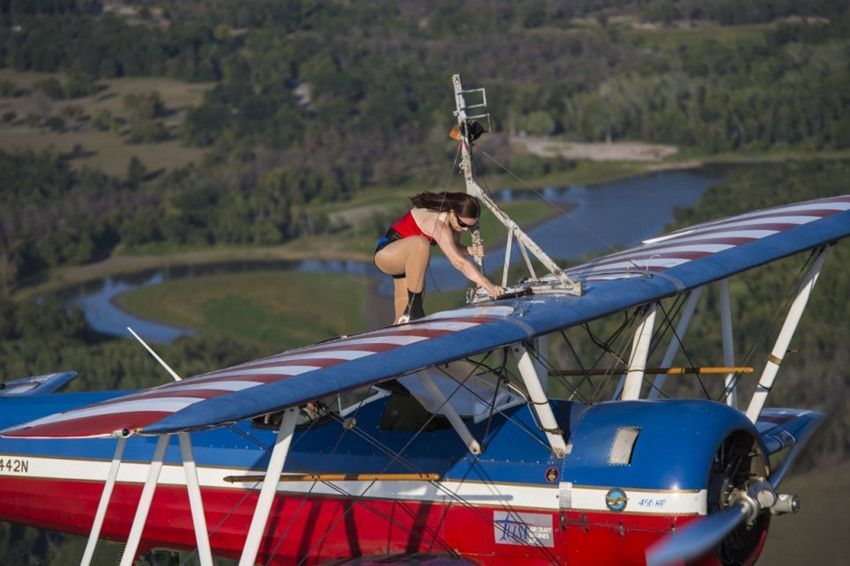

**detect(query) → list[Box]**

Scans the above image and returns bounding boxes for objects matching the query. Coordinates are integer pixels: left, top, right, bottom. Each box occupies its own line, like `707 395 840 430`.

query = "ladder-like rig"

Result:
450 74 581 297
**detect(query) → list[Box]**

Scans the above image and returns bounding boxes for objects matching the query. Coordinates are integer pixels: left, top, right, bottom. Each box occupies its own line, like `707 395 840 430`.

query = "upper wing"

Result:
1 308 529 438
3 195 849 439
566 195 850 286
0 372 77 396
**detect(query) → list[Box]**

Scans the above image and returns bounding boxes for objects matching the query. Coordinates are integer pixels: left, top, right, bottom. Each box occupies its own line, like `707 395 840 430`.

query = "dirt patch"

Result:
513 136 678 162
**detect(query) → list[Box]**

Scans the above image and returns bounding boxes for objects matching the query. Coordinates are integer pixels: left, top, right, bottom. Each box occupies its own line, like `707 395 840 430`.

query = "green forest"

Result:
2 0 850 291
1 0 850 563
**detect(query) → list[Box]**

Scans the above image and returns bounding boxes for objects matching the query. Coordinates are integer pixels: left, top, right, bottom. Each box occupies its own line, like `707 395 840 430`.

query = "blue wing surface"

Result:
756 408 825 455
0 372 77 396
2 196 848 438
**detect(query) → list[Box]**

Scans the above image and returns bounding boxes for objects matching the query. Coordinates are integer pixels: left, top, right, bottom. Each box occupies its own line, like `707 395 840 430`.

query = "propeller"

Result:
646 416 824 566
646 504 748 566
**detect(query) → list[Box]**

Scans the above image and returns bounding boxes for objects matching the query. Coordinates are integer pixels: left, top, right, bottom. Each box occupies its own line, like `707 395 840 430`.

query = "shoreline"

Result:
16 201 579 302
14 246 375 301
109 291 195 339
43 200 578 335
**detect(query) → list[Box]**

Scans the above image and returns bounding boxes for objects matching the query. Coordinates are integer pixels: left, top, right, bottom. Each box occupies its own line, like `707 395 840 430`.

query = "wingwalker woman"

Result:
374 191 504 323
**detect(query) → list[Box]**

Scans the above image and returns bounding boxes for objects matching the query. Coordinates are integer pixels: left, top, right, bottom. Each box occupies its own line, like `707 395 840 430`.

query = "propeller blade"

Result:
768 413 825 488
645 503 747 566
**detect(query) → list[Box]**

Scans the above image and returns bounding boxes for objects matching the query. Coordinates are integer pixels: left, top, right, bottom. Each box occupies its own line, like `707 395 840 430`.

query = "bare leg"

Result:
393 278 408 321
375 237 431 320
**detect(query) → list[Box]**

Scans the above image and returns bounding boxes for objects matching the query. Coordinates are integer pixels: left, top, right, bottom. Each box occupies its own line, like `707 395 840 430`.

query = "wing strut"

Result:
80 433 213 566
416 372 481 454
746 247 829 422
621 303 658 400
120 435 169 566
239 407 299 566
719 279 738 407
179 432 214 564
512 344 568 458
81 436 127 566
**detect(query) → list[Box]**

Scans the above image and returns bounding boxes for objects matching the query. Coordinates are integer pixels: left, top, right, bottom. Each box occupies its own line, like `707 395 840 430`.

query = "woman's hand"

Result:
481 281 504 298
467 243 485 258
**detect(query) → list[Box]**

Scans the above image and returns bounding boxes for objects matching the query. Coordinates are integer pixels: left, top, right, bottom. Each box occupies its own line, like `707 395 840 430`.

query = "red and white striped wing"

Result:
567 196 850 282
0 313 505 439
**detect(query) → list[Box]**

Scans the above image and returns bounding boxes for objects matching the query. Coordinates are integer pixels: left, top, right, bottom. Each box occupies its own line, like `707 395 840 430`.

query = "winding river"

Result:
61 169 719 343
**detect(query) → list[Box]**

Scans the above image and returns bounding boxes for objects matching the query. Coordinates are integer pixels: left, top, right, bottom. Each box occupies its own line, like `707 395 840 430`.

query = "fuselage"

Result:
0 390 765 564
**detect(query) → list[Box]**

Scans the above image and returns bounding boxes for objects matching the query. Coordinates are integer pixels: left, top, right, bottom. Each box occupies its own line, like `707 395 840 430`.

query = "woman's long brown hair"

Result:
409 191 480 218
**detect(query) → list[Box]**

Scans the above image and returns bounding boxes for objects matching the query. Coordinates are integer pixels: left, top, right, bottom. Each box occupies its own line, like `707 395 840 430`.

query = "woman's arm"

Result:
432 219 503 297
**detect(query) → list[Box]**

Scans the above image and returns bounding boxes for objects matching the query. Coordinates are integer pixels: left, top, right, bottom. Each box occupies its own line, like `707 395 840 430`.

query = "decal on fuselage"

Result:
0 457 30 474
605 488 628 512
493 511 554 548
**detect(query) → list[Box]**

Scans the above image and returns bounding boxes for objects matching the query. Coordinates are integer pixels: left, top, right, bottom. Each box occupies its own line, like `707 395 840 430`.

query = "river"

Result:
63 169 718 343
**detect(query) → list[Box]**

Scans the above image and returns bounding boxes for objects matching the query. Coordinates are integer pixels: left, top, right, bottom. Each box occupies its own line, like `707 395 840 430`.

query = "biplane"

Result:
0 76 848 566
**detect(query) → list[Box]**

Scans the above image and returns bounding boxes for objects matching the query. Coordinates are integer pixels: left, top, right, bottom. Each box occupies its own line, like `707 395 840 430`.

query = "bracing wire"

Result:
435 359 554 454
477 147 620 255
556 329 599 401
295 351 560 564
263 397 378 564
526 344 591 404
639 295 713 401
295 368 482 561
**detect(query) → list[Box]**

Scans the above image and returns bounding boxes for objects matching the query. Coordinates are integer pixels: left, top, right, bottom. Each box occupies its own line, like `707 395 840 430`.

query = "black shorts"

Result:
374 228 406 279
375 227 403 253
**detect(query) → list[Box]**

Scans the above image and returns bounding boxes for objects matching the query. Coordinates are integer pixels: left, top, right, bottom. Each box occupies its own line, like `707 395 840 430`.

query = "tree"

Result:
522 111 557 136
126 156 146 190
182 102 233 146
123 91 166 123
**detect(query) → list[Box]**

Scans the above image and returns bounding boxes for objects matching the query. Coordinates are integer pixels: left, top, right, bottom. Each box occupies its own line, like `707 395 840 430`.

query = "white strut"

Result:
512 344 568 458
81 436 127 566
239 407 299 566
621 303 658 400
120 435 170 566
746 248 829 423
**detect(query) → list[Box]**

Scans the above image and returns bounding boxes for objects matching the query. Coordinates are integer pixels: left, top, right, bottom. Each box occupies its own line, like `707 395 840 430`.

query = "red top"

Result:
390 211 436 243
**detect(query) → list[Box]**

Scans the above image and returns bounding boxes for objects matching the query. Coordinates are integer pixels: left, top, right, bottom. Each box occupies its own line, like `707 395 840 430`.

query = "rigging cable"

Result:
296 352 560 564
526 342 591 404
182 411 328 565
294 359 490 562
642 295 712 400
264 396 381 564
557 329 596 402
477 146 619 255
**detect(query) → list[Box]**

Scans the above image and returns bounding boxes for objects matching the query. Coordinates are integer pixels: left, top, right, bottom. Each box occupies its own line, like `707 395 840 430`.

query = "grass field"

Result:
0 69 211 176
115 271 373 350
759 461 850 565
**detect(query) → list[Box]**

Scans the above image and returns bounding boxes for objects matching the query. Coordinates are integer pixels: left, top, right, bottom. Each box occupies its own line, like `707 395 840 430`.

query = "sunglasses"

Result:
455 214 479 230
